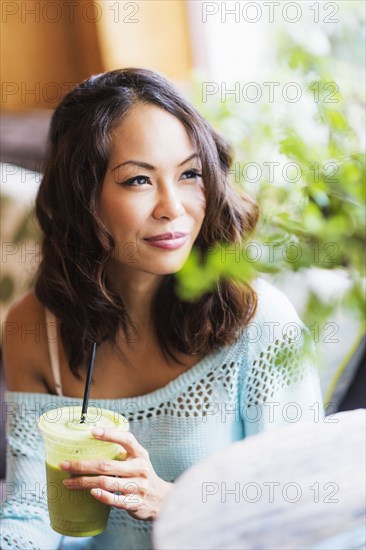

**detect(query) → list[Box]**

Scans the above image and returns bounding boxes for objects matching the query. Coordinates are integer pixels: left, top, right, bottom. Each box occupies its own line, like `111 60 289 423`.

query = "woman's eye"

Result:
121 175 149 187
120 171 202 186
182 170 202 180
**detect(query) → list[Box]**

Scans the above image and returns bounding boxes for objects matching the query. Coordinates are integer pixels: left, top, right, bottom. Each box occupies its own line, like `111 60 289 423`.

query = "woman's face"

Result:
98 103 206 276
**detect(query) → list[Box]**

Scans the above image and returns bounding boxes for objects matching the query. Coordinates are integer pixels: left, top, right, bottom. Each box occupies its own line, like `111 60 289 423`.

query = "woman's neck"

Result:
105 261 164 332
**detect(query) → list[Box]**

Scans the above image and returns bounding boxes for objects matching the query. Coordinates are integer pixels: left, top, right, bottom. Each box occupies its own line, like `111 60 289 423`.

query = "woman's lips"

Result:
144 231 187 241
143 235 189 250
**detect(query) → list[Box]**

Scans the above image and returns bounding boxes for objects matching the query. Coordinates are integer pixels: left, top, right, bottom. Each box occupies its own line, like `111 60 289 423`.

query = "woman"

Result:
1 68 324 550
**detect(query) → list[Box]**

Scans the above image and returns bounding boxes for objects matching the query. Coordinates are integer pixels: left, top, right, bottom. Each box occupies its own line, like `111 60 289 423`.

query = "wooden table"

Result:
153 409 366 550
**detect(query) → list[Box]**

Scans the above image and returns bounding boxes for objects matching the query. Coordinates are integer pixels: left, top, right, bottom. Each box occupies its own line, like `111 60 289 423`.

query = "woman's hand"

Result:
59 428 174 521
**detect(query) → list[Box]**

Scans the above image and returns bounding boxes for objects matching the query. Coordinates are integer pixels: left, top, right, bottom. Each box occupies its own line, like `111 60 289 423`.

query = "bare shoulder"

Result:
2 290 50 392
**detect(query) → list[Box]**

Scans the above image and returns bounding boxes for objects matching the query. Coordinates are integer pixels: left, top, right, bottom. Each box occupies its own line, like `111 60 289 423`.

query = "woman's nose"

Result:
152 185 186 220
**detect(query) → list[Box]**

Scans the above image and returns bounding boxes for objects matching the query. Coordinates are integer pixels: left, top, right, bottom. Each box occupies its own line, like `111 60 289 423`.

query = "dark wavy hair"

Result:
35 67 259 377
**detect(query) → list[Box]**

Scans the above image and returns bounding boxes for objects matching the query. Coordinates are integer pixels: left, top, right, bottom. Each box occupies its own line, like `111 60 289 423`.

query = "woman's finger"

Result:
91 428 149 459
90 487 141 512
59 456 148 477
63 475 147 496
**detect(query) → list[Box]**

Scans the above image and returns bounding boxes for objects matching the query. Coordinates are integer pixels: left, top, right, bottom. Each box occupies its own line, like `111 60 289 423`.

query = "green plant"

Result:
176 38 365 336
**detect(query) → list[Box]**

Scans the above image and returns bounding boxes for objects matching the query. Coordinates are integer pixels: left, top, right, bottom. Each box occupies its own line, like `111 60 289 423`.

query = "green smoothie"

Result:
37 405 129 537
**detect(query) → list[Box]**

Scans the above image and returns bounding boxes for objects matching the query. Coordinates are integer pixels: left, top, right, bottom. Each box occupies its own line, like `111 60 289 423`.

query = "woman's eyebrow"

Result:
111 153 199 172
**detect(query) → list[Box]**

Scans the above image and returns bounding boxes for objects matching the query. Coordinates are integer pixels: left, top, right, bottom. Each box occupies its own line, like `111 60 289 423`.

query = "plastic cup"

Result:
37 405 129 537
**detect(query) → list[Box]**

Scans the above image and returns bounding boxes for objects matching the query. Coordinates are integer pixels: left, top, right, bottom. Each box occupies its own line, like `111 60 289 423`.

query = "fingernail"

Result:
92 428 104 436
59 461 70 470
63 479 73 487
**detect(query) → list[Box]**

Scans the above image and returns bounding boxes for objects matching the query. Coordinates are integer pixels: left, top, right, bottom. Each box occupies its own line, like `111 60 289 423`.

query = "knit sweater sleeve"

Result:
240 278 325 436
0 393 68 550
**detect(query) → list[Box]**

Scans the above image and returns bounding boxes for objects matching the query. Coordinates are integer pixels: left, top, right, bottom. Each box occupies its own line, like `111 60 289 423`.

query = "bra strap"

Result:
44 308 63 396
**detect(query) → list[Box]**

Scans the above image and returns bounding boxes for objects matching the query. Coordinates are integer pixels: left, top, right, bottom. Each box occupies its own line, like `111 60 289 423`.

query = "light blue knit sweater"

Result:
0 279 325 550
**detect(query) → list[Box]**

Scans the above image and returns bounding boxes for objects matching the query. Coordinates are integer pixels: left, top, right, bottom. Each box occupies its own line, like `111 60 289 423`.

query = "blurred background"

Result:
1 0 365 455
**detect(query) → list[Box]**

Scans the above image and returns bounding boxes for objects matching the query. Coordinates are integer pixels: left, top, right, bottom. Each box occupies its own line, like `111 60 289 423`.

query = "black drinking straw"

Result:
80 341 97 423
